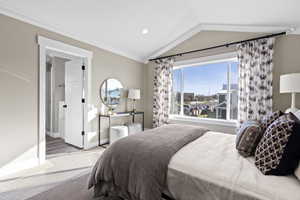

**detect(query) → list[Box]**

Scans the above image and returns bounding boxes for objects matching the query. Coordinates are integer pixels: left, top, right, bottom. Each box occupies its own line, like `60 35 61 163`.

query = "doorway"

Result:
45 51 84 156
38 36 93 163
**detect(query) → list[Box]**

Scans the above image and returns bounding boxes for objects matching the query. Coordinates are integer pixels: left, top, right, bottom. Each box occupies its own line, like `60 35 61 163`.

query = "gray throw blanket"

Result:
88 124 208 200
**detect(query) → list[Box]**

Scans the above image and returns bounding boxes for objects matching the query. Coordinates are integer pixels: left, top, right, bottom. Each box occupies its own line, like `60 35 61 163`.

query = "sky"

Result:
173 61 238 96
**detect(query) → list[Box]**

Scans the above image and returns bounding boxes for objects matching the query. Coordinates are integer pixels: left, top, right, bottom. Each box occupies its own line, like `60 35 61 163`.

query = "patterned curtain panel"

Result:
153 58 174 128
237 38 275 124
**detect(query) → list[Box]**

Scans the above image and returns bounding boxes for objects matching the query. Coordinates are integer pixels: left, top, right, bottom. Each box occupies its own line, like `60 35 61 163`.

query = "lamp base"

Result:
132 99 136 113
285 107 299 114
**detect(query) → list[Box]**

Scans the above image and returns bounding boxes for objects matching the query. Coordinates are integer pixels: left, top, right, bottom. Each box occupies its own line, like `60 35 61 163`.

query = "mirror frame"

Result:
99 78 124 109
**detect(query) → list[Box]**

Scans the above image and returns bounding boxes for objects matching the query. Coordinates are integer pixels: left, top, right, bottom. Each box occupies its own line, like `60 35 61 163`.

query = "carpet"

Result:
28 173 168 200
27 173 97 200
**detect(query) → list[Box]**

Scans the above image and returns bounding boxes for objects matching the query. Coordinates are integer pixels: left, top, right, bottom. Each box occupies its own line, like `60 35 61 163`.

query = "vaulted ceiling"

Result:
0 0 299 62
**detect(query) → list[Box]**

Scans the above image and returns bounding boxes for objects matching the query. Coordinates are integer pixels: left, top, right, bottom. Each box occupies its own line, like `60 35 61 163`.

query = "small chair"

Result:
110 126 129 144
127 123 142 135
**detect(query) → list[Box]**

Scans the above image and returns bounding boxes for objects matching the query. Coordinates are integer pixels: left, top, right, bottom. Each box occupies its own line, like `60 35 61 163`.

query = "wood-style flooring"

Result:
46 135 80 156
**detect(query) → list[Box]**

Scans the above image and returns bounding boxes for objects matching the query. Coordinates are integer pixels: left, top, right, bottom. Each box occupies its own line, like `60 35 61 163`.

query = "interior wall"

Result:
273 35 300 112
51 57 66 135
0 14 146 174
145 31 300 132
46 62 52 131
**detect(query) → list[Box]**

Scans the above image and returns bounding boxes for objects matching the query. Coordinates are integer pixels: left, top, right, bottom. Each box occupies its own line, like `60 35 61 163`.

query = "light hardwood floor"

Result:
46 135 80 156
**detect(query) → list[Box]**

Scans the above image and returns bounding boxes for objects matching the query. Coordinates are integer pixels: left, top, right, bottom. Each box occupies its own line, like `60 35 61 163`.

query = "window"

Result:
170 54 239 121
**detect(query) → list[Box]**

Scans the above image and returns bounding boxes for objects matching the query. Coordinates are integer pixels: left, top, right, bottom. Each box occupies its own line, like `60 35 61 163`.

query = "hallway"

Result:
46 135 80 156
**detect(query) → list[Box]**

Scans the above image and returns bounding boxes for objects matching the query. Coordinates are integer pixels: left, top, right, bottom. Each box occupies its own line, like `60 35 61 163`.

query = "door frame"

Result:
38 36 93 164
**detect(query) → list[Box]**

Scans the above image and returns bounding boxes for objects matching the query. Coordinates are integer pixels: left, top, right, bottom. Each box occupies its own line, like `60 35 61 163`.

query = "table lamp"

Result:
128 89 140 113
280 73 300 113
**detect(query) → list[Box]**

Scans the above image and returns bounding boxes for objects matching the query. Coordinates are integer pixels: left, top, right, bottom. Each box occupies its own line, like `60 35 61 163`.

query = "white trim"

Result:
174 52 237 69
169 115 237 127
38 37 93 59
46 131 60 138
200 24 295 34
171 52 239 123
38 36 93 164
0 5 143 63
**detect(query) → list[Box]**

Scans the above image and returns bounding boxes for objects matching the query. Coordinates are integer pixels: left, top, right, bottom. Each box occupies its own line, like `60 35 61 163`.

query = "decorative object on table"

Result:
237 38 274 125
128 88 140 113
235 120 263 157
107 107 114 115
100 78 123 114
127 123 142 135
98 111 144 147
110 125 129 144
255 112 300 175
280 73 300 113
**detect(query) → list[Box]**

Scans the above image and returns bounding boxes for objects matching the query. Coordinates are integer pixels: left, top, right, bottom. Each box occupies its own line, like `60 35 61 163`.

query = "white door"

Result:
65 58 84 148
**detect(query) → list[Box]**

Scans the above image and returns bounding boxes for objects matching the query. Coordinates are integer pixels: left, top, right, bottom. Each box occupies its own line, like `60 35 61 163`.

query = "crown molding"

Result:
0 5 145 63
200 23 293 34
147 23 298 61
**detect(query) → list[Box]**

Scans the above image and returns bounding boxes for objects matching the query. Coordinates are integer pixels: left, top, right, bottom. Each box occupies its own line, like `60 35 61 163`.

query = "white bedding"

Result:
167 131 300 200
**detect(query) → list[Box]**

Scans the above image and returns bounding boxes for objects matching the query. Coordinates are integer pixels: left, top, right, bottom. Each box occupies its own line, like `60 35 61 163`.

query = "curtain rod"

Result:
149 31 286 62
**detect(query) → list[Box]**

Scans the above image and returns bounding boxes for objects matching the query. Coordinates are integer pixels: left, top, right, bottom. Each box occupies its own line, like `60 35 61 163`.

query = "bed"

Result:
167 131 300 200
89 125 300 200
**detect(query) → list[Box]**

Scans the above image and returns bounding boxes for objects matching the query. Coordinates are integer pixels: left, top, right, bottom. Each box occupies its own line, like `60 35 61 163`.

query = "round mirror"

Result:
100 78 123 108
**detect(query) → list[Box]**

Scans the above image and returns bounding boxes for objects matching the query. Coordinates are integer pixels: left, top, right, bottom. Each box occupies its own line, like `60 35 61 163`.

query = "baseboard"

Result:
84 138 109 149
0 157 39 179
47 131 60 138
99 138 109 145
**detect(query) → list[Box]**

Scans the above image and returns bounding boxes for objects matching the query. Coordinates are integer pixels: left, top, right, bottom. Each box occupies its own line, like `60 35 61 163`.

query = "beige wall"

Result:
273 35 300 111
0 14 146 171
145 31 300 131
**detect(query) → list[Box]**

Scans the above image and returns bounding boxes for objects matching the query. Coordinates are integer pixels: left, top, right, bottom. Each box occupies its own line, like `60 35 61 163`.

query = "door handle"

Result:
63 105 67 108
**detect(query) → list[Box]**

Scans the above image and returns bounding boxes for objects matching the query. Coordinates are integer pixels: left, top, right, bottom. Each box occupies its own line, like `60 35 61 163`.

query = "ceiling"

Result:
0 0 299 63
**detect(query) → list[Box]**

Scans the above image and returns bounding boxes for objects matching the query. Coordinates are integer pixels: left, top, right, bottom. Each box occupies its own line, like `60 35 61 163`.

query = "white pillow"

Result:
295 161 300 180
293 110 300 120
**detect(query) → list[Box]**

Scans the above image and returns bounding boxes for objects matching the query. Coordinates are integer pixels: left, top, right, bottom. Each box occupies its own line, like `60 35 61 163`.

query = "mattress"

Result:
167 131 300 200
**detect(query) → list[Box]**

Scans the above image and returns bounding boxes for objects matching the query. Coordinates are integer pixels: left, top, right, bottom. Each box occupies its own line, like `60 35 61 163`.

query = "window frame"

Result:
169 52 238 126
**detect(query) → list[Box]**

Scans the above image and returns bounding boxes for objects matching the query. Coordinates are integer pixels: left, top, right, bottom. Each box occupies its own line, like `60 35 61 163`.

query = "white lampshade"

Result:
280 73 300 93
128 89 140 100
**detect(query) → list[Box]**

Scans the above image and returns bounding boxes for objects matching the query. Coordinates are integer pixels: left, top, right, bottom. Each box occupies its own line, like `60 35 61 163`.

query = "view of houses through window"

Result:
171 58 239 121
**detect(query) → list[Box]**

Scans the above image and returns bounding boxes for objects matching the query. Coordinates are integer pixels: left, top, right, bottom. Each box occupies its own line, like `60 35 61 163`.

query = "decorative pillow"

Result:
260 110 284 132
236 121 264 157
255 113 300 175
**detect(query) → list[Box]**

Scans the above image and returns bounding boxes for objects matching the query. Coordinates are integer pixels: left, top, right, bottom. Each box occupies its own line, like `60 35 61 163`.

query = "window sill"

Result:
169 115 238 128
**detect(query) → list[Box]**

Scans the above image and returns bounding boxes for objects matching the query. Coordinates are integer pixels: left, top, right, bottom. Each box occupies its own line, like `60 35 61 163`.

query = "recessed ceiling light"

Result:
142 28 149 35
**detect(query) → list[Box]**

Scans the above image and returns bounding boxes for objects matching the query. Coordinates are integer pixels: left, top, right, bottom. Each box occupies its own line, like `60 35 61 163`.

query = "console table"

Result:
98 111 144 147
